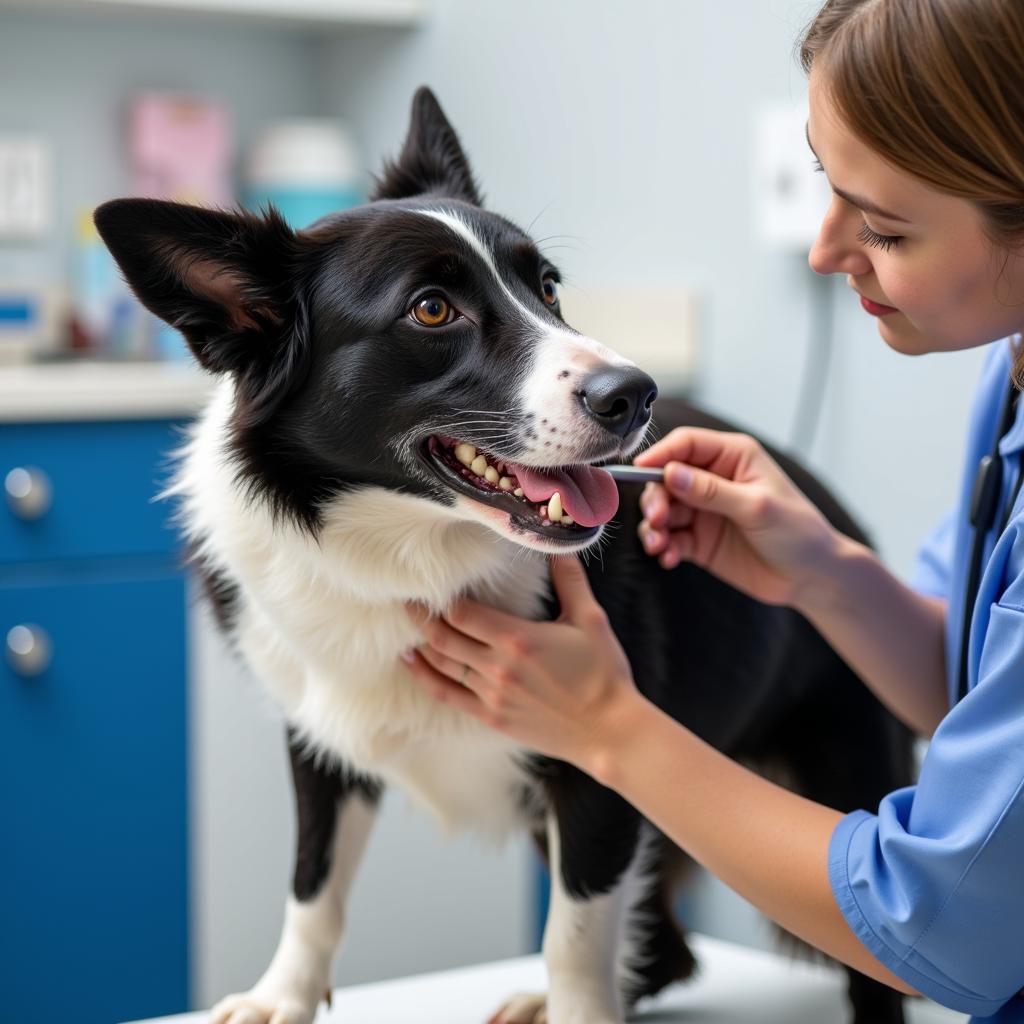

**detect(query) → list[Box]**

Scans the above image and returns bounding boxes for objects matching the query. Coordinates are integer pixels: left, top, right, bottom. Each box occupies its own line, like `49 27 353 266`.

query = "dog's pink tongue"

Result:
511 464 619 527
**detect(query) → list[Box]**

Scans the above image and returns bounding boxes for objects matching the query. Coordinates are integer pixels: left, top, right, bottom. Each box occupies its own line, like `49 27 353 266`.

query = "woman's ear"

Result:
94 198 311 422
371 86 484 206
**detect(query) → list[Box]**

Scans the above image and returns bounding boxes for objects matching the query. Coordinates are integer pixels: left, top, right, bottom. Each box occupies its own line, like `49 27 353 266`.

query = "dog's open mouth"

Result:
421 435 620 539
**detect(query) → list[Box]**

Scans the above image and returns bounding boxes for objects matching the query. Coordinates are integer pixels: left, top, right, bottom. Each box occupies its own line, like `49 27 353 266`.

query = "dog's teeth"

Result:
455 443 477 468
470 455 488 477
540 505 548 519
514 488 524 498
484 466 499 484
561 514 574 526
548 491 563 522
499 476 515 491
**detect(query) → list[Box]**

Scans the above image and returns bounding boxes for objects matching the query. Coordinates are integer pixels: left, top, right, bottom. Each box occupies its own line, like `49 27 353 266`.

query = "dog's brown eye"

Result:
411 295 453 327
541 276 559 306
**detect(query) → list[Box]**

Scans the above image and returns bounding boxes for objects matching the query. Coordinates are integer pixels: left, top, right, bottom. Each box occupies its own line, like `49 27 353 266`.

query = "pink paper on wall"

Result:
129 93 233 207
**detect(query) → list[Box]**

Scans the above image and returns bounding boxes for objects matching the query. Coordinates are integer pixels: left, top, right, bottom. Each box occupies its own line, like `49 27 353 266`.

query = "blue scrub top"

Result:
828 337 1024 1021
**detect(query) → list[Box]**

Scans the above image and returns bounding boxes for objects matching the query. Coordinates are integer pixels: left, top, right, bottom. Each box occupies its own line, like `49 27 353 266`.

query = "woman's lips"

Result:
859 293 899 317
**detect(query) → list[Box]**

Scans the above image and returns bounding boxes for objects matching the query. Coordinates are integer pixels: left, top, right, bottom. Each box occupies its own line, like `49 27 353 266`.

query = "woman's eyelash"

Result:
856 222 903 252
809 157 901 251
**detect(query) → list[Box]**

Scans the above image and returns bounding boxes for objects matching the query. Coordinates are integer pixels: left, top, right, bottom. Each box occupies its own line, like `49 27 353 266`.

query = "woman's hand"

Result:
633 427 840 608
403 555 642 769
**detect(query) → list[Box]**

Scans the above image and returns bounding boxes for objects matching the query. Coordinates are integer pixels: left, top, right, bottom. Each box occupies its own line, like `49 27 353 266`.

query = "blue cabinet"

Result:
0 420 186 565
0 419 189 1024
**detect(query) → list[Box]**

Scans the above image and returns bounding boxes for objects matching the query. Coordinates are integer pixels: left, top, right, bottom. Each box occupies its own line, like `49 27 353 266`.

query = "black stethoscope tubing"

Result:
957 376 1023 702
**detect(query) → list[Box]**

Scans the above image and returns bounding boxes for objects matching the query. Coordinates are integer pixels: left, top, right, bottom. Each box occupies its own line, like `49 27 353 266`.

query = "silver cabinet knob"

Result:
6 624 52 677
5 466 52 520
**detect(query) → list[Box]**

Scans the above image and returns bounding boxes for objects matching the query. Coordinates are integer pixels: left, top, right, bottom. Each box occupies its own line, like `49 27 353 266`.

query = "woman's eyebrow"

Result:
805 123 912 225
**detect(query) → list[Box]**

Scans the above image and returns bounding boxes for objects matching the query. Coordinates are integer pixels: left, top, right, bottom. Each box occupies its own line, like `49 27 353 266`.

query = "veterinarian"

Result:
404 0 1024 1019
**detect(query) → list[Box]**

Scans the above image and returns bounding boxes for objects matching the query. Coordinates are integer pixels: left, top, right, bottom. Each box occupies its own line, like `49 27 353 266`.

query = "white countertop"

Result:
124 933 965 1024
0 361 214 422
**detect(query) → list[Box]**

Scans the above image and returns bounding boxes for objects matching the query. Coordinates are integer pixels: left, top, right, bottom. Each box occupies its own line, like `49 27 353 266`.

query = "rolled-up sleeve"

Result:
828 594 1024 1016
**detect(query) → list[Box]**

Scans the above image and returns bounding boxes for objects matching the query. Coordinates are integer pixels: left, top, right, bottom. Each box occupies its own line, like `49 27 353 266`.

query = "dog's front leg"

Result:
542 808 637 1024
211 729 382 1024
492 774 653 1024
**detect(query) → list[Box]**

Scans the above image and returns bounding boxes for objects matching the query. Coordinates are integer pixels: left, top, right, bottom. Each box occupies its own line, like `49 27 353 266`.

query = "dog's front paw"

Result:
488 992 547 1024
210 985 327 1024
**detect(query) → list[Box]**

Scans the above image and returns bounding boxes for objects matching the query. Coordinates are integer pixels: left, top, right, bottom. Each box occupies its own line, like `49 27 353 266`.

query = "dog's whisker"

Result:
431 435 517 443
433 423 518 432
538 244 585 255
445 410 518 417
525 202 556 237
532 233 584 246
427 422 513 431
434 436 519 448
439 420 523 429
432 418 519 427
435 412 515 419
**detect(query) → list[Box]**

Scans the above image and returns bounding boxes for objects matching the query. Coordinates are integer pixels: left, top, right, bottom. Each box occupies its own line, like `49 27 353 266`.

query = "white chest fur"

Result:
172 382 551 838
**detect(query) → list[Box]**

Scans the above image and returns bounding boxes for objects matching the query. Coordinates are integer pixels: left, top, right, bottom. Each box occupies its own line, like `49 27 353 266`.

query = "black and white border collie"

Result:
96 88 912 1024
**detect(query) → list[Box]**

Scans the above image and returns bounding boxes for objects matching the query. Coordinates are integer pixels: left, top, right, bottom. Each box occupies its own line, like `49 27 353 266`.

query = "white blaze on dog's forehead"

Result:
417 207 551 334
416 207 634 367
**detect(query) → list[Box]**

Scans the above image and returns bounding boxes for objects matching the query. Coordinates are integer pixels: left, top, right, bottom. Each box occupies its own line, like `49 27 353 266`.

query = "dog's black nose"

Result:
578 366 659 439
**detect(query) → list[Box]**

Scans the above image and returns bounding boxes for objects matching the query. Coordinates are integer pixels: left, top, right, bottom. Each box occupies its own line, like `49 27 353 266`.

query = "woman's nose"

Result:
808 199 873 278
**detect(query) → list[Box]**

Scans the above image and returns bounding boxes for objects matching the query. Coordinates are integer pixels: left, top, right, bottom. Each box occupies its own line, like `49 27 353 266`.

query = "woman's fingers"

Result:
635 429 779 527
640 520 698 567
639 492 694 551
640 481 670 527
657 530 697 570
641 458 756 523
659 460 766 526
641 501 693 531
416 642 476 688
641 481 686 527
550 555 601 623
408 608 492 673
404 648 486 718
409 594 527 647
634 426 757 472
639 519 689 555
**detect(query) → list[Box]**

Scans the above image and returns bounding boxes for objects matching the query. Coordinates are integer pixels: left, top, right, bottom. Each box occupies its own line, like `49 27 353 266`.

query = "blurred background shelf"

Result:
0 361 214 421
0 0 426 30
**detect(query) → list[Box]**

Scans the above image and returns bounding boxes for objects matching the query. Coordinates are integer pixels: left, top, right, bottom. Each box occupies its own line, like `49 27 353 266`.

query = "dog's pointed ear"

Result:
94 198 310 419
371 86 484 205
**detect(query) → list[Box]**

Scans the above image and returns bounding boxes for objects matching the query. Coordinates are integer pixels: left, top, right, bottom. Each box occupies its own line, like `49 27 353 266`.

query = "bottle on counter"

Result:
244 120 362 228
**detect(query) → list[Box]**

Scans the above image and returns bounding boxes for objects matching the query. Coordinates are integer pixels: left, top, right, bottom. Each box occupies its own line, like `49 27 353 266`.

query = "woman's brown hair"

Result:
800 0 1024 386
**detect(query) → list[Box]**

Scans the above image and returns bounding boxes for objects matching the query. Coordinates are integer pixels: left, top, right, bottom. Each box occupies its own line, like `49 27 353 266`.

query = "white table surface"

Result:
125 933 966 1024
